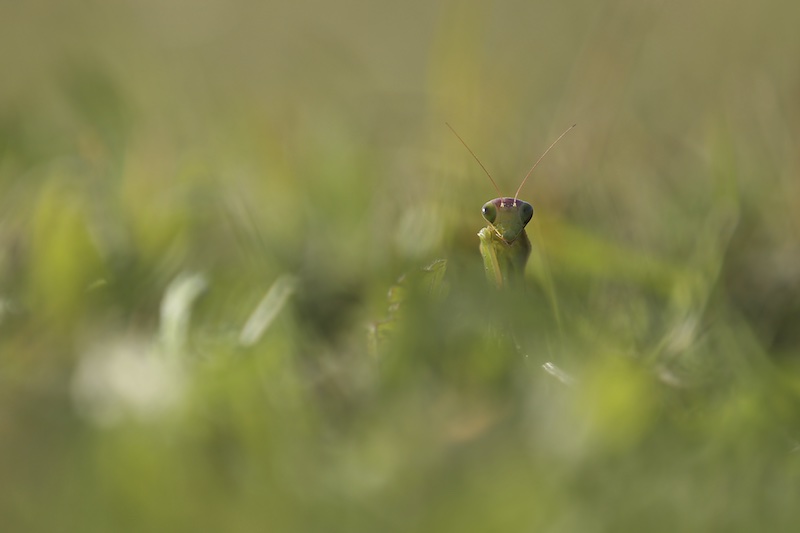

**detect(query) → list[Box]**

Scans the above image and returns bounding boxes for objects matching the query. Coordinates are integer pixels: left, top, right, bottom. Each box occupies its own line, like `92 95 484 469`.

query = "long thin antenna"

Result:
513 124 576 203
446 122 502 198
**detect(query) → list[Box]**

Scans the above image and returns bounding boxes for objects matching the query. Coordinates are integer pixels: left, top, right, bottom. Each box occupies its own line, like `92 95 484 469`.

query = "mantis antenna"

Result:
446 122 503 199
513 124 576 203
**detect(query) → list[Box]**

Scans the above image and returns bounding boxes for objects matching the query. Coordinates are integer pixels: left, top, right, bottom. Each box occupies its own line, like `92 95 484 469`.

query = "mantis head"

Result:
481 197 534 244
446 122 574 241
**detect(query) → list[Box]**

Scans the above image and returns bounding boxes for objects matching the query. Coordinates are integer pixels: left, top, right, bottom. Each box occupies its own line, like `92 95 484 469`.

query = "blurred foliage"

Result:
2 0 800 531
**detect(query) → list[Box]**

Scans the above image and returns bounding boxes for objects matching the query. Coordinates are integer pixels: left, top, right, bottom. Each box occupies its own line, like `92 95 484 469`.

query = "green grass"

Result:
2 0 800 531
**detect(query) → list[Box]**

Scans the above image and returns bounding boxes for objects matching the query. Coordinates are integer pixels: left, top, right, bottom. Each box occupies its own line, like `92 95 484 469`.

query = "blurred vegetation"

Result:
2 0 800 531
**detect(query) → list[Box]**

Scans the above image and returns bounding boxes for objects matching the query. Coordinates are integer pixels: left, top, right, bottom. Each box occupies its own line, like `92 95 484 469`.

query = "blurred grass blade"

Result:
542 361 576 385
239 274 297 347
159 272 208 357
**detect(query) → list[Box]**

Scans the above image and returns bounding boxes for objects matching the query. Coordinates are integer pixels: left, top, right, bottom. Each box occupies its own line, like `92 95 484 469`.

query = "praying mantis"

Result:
447 123 576 289
369 124 574 356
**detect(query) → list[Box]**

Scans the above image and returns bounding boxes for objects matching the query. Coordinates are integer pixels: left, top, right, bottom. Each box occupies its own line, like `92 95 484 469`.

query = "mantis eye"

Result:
520 202 534 225
481 203 496 224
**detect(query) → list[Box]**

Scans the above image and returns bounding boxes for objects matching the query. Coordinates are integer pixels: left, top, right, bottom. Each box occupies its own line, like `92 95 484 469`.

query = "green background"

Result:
2 0 799 531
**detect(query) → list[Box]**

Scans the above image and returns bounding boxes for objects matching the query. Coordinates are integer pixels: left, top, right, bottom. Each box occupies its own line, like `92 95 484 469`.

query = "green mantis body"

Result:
369 124 573 355
448 123 574 289
478 197 533 288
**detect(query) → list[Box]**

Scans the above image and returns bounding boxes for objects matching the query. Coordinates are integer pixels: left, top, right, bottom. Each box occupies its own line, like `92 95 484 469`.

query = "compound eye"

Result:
481 202 496 224
520 202 534 225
